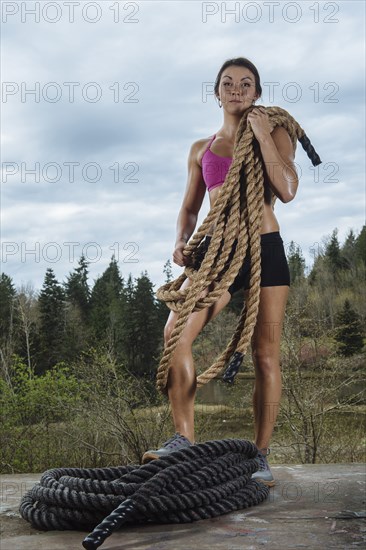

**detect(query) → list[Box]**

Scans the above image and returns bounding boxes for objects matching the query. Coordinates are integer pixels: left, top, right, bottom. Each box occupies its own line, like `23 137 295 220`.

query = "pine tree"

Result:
325 229 344 272
121 274 137 366
0 273 17 381
355 225 366 266
287 241 306 283
64 255 90 319
38 268 66 372
89 256 125 355
341 229 357 271
335 299 364 357
124 274 134 302
123 271 162 378
163 260 173 283
0 273 16 344
64 256 91 360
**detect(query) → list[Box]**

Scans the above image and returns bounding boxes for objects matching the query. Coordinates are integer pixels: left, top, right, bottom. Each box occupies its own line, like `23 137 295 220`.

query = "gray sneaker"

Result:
252 448 275 487
142 433 192 464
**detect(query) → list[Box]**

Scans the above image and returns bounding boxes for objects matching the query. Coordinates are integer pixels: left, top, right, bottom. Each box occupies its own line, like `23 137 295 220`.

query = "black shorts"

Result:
193 231 290 296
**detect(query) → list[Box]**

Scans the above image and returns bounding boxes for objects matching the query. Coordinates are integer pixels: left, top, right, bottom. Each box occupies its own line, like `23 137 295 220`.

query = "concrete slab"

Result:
1 464 365 549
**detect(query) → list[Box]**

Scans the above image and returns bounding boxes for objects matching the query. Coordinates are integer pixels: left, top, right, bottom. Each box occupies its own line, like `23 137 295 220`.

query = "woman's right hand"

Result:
173 239 191 267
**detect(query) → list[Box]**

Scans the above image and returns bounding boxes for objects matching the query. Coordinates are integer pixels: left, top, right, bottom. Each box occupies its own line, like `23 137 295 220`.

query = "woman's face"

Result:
217 65 259 112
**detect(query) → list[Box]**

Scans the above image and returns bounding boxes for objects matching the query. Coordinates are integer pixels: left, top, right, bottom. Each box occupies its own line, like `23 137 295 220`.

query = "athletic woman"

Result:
142 58 298 487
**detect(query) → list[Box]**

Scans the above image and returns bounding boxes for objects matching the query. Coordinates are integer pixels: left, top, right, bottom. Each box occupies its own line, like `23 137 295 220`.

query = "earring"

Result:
218 97 222 108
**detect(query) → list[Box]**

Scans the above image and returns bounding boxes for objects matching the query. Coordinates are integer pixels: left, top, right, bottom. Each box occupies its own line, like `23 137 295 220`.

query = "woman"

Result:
142 57 298 487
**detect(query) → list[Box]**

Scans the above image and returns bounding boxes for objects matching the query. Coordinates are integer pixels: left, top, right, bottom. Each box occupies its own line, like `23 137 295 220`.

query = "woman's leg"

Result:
251 285 289 450
164 278 231 443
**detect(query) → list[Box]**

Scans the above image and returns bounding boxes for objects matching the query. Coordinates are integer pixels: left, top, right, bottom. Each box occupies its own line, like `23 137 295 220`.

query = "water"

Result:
197 374 366 406
197 375 255 405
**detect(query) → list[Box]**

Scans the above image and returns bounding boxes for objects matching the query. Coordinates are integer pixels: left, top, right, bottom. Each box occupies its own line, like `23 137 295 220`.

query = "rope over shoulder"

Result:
155 105 322 393
19 439 270 549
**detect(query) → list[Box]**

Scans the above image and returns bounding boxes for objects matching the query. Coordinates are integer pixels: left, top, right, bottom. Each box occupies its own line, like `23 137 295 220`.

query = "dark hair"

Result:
214 57 262 98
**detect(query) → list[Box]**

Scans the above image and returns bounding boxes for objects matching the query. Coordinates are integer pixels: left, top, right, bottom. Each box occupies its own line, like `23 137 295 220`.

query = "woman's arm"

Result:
248 108 298 203
173 141 207 267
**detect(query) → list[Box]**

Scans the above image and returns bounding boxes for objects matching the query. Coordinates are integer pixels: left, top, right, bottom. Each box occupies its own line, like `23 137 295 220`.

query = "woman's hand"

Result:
173 239 191 267
247 106 274 143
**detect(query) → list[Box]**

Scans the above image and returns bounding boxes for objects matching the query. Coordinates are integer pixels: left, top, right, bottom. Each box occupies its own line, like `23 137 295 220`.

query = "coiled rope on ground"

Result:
155 105 321 393
19 439 270 549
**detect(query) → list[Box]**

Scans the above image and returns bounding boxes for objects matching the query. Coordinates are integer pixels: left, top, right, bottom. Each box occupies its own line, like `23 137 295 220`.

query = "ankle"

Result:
176 431 194 444
256 445 271 457
184 434 195 444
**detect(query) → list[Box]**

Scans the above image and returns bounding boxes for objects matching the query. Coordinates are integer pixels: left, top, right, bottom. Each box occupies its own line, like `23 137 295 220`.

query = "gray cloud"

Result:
1 0 365 292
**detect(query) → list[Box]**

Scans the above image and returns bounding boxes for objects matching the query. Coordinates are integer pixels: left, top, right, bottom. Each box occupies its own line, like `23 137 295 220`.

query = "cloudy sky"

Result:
1 0 365 293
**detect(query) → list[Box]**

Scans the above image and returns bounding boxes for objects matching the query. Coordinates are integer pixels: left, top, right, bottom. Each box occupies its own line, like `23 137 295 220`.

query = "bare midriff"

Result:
206 181 280 237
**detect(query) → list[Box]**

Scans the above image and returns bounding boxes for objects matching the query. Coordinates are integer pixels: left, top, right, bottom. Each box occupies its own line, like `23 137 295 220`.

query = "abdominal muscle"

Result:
207 185 280 237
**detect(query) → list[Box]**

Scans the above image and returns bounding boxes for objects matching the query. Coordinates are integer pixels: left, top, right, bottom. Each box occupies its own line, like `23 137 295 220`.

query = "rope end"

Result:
222 351 244 383
298 133 322 167
82 499 135 549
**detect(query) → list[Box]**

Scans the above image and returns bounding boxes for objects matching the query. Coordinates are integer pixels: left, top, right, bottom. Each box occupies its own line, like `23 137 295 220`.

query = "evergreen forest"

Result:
1 227 365 472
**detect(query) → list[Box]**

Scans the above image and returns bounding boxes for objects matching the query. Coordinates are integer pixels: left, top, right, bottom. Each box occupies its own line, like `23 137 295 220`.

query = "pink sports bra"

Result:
201 134 232 192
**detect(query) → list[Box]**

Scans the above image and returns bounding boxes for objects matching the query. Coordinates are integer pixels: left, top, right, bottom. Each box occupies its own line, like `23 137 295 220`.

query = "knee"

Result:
252 348 279 378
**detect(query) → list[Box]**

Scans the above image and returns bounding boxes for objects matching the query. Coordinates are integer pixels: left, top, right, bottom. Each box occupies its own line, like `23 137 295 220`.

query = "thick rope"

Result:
19 439 270 549
156 105 321 393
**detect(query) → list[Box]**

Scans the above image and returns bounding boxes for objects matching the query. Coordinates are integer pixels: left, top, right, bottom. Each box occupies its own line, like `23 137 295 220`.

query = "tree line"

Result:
0 226 365 382
0 256 171 379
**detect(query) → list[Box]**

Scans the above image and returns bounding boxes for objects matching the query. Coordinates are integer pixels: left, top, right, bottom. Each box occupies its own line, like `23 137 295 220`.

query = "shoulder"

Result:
189 136 215 167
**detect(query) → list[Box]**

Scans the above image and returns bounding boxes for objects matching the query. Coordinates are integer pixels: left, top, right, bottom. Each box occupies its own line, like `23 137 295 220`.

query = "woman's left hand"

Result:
247 106 273 142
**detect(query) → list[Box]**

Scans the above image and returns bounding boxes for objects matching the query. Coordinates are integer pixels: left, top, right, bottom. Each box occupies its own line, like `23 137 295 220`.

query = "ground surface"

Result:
1 463 365 549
